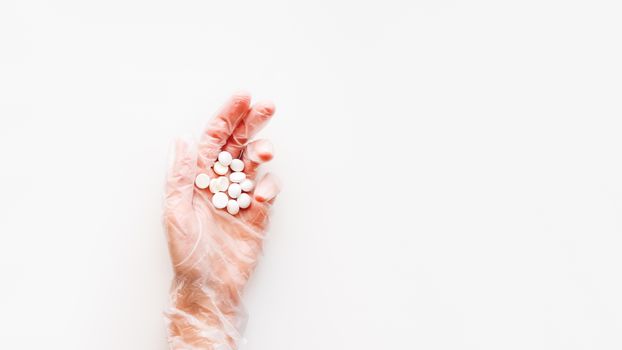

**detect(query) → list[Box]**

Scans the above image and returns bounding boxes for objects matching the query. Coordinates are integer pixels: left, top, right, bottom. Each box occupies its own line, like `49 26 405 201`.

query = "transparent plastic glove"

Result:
163 92 281 350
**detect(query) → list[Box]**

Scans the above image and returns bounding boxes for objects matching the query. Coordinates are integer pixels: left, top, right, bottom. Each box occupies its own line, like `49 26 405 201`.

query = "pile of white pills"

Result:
194 151 254 215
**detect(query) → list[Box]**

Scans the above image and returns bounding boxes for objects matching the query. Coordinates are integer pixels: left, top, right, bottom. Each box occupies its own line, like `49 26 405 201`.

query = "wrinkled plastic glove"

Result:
163 92 281 350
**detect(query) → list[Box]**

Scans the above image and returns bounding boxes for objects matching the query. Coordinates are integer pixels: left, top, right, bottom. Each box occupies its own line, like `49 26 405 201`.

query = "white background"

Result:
1 0 622 349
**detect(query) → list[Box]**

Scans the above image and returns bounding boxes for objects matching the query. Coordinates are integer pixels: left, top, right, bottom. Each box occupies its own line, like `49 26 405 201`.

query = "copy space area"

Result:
1 1 622 349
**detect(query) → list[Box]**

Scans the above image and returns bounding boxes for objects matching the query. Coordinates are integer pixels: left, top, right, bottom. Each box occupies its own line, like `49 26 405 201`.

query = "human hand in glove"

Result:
163 92 281 350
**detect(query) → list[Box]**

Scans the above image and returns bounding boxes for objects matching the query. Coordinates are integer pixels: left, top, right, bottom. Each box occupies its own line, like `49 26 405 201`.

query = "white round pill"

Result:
218 151 233 166
239 179 254 192
212 192 228 209
230 159 244 172
229 171 246 183
237 193 251 209
194 173 210 189
209 178 220 193
213 161 228 175
216 176 230 192
226 199 240 215
228 183 242 198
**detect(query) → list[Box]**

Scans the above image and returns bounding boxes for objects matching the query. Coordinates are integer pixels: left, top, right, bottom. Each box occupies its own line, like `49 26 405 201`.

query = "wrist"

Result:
165 276 243 350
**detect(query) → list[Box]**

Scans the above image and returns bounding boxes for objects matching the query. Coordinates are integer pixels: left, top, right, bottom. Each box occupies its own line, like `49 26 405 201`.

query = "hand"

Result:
163 92 280 350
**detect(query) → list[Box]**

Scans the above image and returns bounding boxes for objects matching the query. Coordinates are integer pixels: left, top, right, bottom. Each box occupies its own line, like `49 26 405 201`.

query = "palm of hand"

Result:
165 92 280 301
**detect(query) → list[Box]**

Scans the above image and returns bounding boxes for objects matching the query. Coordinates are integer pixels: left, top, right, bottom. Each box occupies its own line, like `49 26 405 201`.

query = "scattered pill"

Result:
228 183 242 198
240 179 254 192
230 159 244 172
216 176 230 192
209 178 220 193
213 161 228 175
212 192 228 209
218 151 233 166
195 173 210 189
229 171 246 183
237 193 251 209
227 199 240 215
207 152 256 215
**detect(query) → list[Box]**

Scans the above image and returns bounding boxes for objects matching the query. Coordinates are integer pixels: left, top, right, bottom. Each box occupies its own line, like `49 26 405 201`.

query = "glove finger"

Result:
238 173 281 230
197 91 251 168
241 139 274 178
253 172 281 203
222 100 275 159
